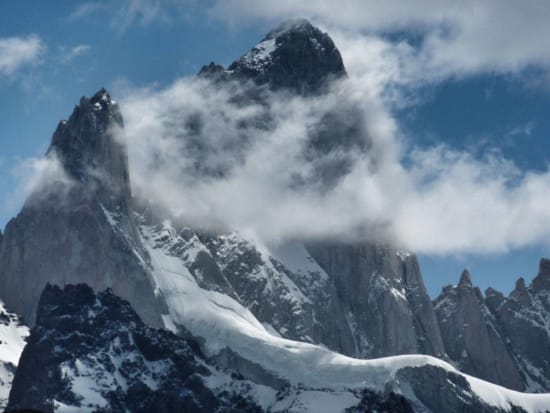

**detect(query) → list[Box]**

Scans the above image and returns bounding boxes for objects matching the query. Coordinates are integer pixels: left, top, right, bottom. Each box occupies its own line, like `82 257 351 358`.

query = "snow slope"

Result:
138 223 550 412
0 301 28 409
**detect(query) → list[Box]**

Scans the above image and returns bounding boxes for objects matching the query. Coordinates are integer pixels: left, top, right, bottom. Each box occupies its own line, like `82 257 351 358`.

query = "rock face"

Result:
306 242 445 357
137 215 445 360
6 284 263 413
433 260 550 392
393 364 533 413
0 89 162 328
485 259 550 391
192 18 445 360
2 19 550 405
434 270 524 390
0 19 443 363
9 284 545 413
213 19 346 94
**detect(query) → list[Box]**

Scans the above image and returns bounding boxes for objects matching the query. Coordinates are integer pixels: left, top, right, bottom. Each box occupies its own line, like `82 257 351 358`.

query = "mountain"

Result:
433 260 550 393
1 18 550 412
9 284 550 413
434 270 524 390
0 301 27 410
200 18 346 94
192 18 445 360
0 89 162 328
6 284 264 413
485 259 550 391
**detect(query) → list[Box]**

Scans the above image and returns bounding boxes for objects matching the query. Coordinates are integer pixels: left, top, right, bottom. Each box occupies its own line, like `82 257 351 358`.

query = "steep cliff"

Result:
0 90 162 327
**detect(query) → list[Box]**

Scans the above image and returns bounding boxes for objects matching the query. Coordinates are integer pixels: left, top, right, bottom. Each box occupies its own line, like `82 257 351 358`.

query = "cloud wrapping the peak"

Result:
117 70 550 255
67 1 550 82
8 154 74 213
54 1 550 255
208 0 550 78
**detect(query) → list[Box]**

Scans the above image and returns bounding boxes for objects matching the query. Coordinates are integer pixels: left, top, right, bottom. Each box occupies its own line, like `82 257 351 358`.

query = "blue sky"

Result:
1 1 550 297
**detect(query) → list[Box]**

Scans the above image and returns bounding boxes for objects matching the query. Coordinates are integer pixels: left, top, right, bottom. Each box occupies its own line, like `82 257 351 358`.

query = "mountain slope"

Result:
6 284 264 413
485 259 550 391
1 19 550 410
10 284 550 413
0 90 162 328
434 270 524 390
0 301 28 410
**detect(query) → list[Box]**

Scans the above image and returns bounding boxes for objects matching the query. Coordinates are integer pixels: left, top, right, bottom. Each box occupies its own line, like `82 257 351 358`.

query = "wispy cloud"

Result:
59 44 91 64
67 1 107 21
68 0 181 34
7 154 74 214
0 35 45 77
207 0 550 80
41 1 550 256
70 1 550 87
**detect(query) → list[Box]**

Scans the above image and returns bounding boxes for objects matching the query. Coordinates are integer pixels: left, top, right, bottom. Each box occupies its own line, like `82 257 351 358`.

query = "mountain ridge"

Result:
1 18 550 412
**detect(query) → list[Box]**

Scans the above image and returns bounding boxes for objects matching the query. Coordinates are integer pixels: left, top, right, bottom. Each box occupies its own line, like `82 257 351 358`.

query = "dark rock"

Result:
532 258 550 292
6 284 262 413
345 389 414 413
227 19 346 94
487 259 550 391
458 269 473 287
394 365 528 413
434 271 524 390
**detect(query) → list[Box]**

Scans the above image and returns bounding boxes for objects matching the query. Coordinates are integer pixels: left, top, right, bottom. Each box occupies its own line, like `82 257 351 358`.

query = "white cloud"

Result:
59 44 91 64
67 2 107 21
111 0 171 33
207 0 550 79
68 0 181 33
55 1 550 255
66 1 550 81
8 154 73 213
0 35 45 77
115 71 550 255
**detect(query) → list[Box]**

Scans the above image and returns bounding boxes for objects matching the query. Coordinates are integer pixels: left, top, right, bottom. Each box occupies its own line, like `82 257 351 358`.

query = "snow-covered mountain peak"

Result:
226 19 346 93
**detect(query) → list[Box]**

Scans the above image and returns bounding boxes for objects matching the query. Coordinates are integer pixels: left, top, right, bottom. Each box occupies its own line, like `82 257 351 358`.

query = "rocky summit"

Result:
1 18 550 413
0 88 162 328
201 19 346 94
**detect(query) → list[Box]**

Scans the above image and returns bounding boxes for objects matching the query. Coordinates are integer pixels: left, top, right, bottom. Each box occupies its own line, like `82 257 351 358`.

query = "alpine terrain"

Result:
1 19 550 413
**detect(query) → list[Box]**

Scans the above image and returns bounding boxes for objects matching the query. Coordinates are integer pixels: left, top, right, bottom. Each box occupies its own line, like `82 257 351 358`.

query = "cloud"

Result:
53 2 550 255
0 35 45 77
115 69 550 255
67 2 107 21
68 0 182 33
8 154 74 213
207 0 550 79
59 44 91 64
111 0 172 32
64 0 550 81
